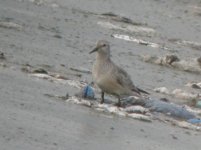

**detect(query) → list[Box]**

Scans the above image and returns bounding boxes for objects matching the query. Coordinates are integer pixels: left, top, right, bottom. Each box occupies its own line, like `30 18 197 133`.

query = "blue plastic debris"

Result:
83 85 95 99
187 118 201 124
75 85 95 99
143 98 196 120
121 97 196 120
196 100 201 108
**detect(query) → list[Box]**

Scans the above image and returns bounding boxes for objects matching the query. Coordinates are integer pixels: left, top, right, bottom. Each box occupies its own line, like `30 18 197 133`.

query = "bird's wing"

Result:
112 64 141 95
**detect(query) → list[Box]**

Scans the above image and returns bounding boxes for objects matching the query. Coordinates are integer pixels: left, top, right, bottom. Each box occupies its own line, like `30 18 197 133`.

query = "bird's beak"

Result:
89 46 99 54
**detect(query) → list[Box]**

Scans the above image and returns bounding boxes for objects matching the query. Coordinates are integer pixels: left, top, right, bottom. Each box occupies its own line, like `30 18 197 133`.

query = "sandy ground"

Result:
0 0 201 149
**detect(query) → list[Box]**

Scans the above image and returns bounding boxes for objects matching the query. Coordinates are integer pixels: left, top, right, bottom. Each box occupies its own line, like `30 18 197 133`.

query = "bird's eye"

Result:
102 44 106 47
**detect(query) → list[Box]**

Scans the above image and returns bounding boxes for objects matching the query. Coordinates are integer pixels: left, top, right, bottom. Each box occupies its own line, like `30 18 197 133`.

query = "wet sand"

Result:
0 0 201 149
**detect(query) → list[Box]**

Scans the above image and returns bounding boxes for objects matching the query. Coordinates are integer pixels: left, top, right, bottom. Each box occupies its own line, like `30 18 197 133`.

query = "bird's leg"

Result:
116 96 121 107
100 91 104 104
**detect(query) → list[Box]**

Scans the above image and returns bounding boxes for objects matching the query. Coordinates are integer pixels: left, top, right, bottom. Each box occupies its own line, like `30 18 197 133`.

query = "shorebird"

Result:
89 40 149 106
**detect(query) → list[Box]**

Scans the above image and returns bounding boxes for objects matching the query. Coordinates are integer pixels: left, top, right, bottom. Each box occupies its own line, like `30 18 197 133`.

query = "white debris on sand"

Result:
154 87 200 101
112 34 162 49
70 67 91 74
154 87 170 94
30 72 201 131
97 21 155 34
176 40 201 50
29 0 45 5
172 120 200 130
67 96 93 107
142 54 201 74
172 89 200 100
98 104 126 116
188 5 201 16
66 96 201 130
0 21 22 30
124 105 149 114
30 73 86 89
66 96 152 122
184 105 201 116
127 113 152 122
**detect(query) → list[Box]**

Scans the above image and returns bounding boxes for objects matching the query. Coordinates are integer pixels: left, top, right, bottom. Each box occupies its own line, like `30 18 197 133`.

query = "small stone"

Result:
110 127 114 130
53 34 62 39
53 142 58 146
21 67 31 73
140 129 145 132
191 84 201 89
32 68 48 74
160 98 169 102
197 57 201 67
0 52 5 59
165 55 179 65
170 134 178 140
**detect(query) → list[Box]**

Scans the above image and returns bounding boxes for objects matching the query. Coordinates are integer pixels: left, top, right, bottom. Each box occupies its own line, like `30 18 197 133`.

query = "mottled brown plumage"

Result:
90 40 148 106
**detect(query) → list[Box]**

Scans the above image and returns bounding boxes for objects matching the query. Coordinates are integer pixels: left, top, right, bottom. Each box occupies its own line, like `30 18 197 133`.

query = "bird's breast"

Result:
92 60 108 80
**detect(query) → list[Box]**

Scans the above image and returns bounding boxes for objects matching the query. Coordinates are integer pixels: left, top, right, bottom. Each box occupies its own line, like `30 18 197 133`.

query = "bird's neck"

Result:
94 53 112 76
96 53 111 63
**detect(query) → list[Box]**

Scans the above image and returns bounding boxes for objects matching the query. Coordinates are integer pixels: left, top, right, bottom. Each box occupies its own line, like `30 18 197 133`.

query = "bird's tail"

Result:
137 88 149 95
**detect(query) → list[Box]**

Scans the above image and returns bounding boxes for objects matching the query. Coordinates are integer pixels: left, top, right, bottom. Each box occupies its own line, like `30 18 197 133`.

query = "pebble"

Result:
0 52 5 60
32 68 48 74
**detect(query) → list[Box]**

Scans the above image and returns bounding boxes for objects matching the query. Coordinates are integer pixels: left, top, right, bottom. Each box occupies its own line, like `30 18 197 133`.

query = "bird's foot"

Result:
100 99 104 104
114 102 121 107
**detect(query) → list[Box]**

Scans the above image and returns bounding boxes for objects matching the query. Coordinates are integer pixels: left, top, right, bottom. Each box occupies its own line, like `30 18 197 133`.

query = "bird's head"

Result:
89 40 110 57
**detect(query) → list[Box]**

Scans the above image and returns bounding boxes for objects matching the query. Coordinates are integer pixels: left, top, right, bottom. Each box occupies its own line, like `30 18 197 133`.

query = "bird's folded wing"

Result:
113 65 141 94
